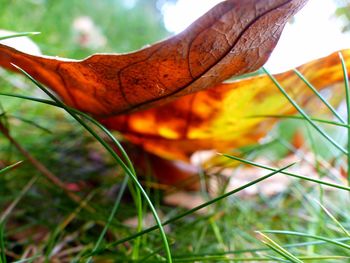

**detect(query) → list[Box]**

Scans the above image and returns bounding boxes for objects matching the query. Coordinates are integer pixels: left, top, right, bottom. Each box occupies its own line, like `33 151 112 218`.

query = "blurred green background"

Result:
0 0 168 57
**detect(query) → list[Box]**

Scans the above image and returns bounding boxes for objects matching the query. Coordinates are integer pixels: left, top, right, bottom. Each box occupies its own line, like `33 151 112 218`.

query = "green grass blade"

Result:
264 244 301 263
0 92 146 255
44 192 96 261
0 161 23 176
173 256 286 262
293 68 345 123
90 175 129 256
248 114 349 128
209 217 225 249
257 232 303 263
263 67 347 155
100 163 295 253
13 255 41 263
174 255 349 262
339 52 350 184
0 93 57 106
315 199 350 238
173 237 350 258
0 176 38 224
223 154 350 192
0 93 145 260
0 222 6 263
0 32 40 41
8 115 52 134
266 256 290 263
11 65 172 262
261 230 350 250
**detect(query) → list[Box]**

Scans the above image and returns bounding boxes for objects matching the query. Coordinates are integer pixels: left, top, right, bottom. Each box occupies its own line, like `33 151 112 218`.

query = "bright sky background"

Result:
161 0 350 73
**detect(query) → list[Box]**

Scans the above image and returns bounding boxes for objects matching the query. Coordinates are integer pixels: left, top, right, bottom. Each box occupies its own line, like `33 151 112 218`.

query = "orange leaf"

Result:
0 0 307 116
100 50 350 161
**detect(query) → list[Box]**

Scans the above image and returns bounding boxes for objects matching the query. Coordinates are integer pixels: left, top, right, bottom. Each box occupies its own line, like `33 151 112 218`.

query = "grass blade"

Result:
263 67 347 155
13 255 41 263
8 115 52 134
261 230 350 251
100 163 296 253
339 52 350 184
11 65 172 262
0 222 6 263
314 199 350 238
223 154 350 192
0 32 40 41
173 256 286 262
257 232 303 263
0 161 23 176
0 94 145 260
0 176 38 224
90 175 129 255
248 114 349 128
293 68 345 123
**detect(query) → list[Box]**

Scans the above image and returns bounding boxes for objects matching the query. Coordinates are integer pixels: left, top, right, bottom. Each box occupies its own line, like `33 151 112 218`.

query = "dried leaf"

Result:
0 0 307 116
101 50 350 161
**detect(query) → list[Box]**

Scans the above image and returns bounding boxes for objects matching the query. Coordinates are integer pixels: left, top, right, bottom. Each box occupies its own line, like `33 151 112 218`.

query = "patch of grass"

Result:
1 2 350 262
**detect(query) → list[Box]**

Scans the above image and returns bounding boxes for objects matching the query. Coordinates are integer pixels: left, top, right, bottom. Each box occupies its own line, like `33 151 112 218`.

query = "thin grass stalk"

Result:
1 85 145 259
223 154 350 191
8 115 52 134
101 164 295 253
209 217 226 249
0 161 23 176
90 175 129 255
315 200 350 238
173 256 287 262
0 128 84 204
257 232 303 263
12 66 172 262
248 114 350 128
44 192 96 261
263 67 347 155
13 256 41 263
0 32 40 41
263 244 301 263
339 52 350 184
1 91 145 257
261 230 350 250
305 124 325 255
0 223 5 263
0 104 9 132
293 69 345 123
0 176 38 224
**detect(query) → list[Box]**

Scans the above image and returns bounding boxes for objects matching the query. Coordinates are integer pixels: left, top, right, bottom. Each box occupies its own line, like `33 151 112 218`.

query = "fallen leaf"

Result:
0 0 307 116
101 50 350 161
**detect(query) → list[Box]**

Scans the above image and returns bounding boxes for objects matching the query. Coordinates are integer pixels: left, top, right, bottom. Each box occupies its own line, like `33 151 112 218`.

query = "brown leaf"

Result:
0 0 307 116
100 50 350 161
